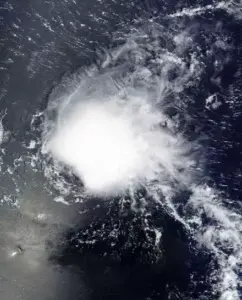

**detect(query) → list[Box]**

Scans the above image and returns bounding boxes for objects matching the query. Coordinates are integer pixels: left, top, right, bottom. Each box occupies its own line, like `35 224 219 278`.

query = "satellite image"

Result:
0 0 242 299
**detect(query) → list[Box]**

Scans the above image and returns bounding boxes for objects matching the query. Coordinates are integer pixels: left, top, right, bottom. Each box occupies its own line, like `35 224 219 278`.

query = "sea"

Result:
0 1 242 300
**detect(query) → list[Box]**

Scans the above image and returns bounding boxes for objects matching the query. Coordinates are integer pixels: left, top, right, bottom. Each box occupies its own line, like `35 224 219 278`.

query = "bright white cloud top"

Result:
43 91 195 195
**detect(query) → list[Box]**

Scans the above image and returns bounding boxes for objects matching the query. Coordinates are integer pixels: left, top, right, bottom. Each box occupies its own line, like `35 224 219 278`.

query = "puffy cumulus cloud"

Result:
41 21 204 197
43 83 195 196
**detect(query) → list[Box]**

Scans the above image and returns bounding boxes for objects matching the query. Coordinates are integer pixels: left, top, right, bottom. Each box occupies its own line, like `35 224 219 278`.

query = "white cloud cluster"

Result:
44 91 194 195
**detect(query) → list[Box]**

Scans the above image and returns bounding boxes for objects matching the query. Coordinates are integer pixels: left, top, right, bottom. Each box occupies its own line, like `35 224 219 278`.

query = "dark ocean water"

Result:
0 1 242 300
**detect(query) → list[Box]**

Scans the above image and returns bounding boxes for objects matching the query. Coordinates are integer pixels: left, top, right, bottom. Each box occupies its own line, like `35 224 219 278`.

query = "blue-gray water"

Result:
0 1 242 300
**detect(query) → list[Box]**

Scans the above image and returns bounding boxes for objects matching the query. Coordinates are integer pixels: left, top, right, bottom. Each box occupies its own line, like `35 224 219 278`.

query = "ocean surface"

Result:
0 1 242 299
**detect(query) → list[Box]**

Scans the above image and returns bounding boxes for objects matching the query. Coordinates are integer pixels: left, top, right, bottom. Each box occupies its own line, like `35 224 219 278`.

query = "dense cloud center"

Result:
45 94 193 195
50 103 141 192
